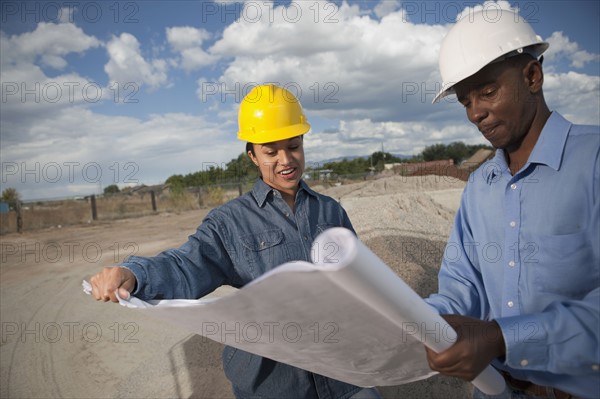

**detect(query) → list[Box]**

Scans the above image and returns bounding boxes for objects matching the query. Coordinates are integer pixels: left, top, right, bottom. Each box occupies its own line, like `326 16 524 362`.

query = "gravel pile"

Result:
322 174 466 199
321 175 466 242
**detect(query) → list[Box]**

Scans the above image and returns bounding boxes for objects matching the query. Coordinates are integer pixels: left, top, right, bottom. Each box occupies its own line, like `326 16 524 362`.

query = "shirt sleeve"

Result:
495 288 600 375
120 211 238 300
425 187 490 319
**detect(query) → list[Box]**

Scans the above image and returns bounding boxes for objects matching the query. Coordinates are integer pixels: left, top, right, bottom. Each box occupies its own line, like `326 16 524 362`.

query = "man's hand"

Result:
90 267 136 303
425 314 506 381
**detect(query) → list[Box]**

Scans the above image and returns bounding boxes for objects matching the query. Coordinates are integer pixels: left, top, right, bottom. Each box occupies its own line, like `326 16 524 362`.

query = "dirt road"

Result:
1 177 471 398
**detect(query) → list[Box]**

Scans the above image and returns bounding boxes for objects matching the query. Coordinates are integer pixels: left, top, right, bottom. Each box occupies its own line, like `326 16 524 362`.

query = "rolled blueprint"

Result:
312 227 505 395
83 227 504 392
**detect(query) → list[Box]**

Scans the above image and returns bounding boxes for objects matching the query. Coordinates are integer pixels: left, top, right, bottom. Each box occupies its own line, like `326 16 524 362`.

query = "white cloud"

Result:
58 6 75 23
544 71 600 125
104 33 168 89
455 0 516 21
304 118 482 162
1 107 238 200
167 26 211 51
207 1 447 122
0 21 106 125
0 21 100 70
374 0 400 18
3 0 598 201
166 26 218 71
545 31 599 69
210 1 363 58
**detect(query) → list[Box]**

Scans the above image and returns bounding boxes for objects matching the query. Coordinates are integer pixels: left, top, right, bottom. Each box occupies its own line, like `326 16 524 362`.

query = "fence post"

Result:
151 190 157 211
238 182 243 197
15 200 23 234
90 195 98 220
197 187 204 207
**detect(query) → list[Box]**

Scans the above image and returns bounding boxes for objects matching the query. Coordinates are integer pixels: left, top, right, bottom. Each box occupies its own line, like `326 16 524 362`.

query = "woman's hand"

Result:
90 267 136 302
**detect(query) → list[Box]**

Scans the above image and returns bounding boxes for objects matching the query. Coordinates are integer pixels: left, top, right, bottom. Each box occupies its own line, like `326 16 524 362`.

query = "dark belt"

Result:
500 371 574 399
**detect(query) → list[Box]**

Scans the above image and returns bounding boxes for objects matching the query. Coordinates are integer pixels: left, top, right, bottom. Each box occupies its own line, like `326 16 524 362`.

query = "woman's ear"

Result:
247 149 259 167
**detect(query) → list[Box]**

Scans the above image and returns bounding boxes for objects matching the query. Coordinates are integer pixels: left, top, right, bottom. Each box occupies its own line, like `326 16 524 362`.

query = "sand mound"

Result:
319 176 465 243
321 175 466 199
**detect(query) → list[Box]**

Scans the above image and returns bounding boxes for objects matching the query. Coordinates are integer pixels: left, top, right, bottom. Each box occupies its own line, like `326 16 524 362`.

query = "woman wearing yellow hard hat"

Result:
89 84 382 398
226 84 382 398
238 84 312 210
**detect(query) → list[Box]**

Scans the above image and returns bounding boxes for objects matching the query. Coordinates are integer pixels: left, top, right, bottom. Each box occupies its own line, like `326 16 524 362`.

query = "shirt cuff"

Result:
120 257 150 299
495 313 550 371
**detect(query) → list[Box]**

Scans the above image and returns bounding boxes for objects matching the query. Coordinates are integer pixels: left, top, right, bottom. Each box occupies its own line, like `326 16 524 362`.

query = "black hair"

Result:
245 135 304 157
246 142 255 156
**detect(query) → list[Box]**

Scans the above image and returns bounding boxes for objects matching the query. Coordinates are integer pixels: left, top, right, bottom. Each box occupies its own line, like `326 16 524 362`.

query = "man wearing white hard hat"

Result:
425 9 599 399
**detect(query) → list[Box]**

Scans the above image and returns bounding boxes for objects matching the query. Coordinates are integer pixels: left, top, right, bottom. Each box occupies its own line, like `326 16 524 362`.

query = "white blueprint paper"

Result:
83 227 504 393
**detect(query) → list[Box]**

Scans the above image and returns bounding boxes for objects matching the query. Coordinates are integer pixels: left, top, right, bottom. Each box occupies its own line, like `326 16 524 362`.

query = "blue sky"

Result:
1 0 599 200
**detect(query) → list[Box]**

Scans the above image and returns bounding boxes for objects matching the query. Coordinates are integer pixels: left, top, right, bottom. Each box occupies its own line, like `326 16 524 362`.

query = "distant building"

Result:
384 163 402 171
459 148 495 169
318 169 333 181
392 159 454 175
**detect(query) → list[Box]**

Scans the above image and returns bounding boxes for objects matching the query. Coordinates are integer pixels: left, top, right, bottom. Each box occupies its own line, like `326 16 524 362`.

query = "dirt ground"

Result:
1 176 472 398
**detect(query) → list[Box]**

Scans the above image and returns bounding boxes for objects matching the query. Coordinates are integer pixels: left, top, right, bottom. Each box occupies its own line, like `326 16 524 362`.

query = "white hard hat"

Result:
433 9 549 103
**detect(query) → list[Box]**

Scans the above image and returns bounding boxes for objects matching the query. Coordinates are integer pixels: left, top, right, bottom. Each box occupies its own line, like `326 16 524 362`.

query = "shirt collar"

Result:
298 179 319 199
526 111 571 171
251 178 316 207
483 111 571 182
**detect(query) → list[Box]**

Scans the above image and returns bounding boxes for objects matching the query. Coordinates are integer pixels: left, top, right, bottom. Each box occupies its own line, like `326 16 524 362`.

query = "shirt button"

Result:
509 221 516 227
303 235 308 240
507 301 514 308
285 212 290 217
508 261 515 267
260 241 265 248
511 183 517 190
592 364 599 371
520 359 529 367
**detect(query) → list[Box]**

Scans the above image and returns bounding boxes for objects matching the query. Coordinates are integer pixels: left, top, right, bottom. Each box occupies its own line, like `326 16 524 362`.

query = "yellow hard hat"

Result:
237 84 311 144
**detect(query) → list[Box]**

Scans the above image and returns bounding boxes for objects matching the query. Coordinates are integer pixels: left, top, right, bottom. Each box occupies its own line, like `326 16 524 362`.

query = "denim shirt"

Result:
122 179 361 398
426 112 600 398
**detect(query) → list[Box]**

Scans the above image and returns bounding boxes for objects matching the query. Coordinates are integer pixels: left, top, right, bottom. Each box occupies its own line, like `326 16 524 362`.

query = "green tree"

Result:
104 184 120 194
166 174 185 188
1 187 20 209
422 141 491 164
165 152 259 190
422 143 449 162
224 152 257 181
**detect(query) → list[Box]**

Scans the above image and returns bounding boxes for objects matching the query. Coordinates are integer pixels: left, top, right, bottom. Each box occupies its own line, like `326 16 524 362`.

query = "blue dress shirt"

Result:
426 112 600 398
121 178 360 398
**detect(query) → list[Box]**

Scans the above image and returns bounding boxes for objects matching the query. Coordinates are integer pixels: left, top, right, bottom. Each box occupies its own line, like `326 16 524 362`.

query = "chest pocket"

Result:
529 230 597 299
240 229 290 277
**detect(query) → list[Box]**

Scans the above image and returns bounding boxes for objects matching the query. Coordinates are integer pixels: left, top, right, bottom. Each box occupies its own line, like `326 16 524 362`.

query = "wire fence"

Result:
1 162 473 235
0 181 254 235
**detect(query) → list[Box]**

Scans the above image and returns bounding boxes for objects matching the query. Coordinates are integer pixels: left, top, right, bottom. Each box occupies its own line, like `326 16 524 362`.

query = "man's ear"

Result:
524 59 544 93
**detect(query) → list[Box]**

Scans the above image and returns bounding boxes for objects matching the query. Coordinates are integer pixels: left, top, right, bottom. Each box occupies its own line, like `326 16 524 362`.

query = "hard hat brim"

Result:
432 83 455 104
432 42 549 104
238 122 311 144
